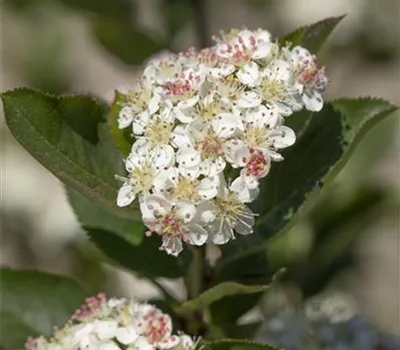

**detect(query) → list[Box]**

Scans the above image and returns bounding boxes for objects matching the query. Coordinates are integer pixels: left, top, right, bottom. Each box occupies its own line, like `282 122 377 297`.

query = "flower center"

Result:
258 79 286 102
130 163 155 193
157 60 177 80
216 75 245 101
140 309 170 344
146 121 173 146
243 148 269 177
196 130 225 159
214 191 244 226
127 85 152 112
169 176 200 202
298 57 327 90
243 126 269 149
165 73 200 101
197 98 226 122
146 212 189 241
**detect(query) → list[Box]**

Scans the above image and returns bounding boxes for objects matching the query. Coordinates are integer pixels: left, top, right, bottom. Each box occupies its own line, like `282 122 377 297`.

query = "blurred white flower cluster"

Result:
116 28 328 256
24 294 199 350
305 293 357 324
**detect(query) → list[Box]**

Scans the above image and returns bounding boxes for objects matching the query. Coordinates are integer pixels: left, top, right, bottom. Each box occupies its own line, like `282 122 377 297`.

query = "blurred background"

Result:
1 0 399 348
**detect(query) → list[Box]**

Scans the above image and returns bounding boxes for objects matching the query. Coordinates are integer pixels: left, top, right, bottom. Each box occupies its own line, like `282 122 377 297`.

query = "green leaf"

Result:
1 88 139 220
203 339 281 350
93 18 167 65
66 187 144 246
254 98 398 238
280 15 345 53
210 294 263 326
285 109 312 137
56 0 134 19
290 184 385 297
88 229 182 278
177 282 272 313
110 90 133 156
0 269 87 350
221 322 262 339
209 266 285 325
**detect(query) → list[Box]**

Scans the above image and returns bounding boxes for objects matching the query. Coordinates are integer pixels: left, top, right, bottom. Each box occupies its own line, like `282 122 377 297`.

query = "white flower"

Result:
226 146 271 203
144 52 183 85
163 68 205 123
241 103 282 129
249 59 303 115
117 155 165 207
172 92 230 125
213 29 276 86
196 47 235 79
177 114 239 176
134 304 179 349
227 124 295 163
68 322 120 350
172 334 200 350
118 80 161 129
155 167 220 203
131 119 175 169
213 75 246 106
142 195 209 255
286 46 328 112
208 185 256 245
25 295 198 350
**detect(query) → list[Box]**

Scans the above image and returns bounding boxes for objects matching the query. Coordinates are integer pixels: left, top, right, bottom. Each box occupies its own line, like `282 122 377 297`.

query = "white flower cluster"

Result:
24 294 200 350
116 28 328 256
305 293 356 324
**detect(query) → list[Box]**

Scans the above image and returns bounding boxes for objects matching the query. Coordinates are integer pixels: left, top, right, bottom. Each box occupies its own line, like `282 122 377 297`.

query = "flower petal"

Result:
133 336 154 350
99 342 121 350
177 147 202 169
175 199 197 222
270 59 292 82
253 41 273 59
125 153 144 172
230 176 259 203
237 62 260 87
132 111 149 135
198 176 219 200
211 113 238 138
171 124 192 148
178 95 200 110
209 219 235 244
161 236 183 256
269 125 296 149
194 201 216 224
116 326 138 345
94 320 118 340
118 105 135 129
145 194 172 216
303 90 323 112
148 94 161 115
200 157 226 176
225 140 249 168
117 183 135 207
234 206 255 235
153 167 177 193
187 224 208 246
150 145 175 169
238 91 262 109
